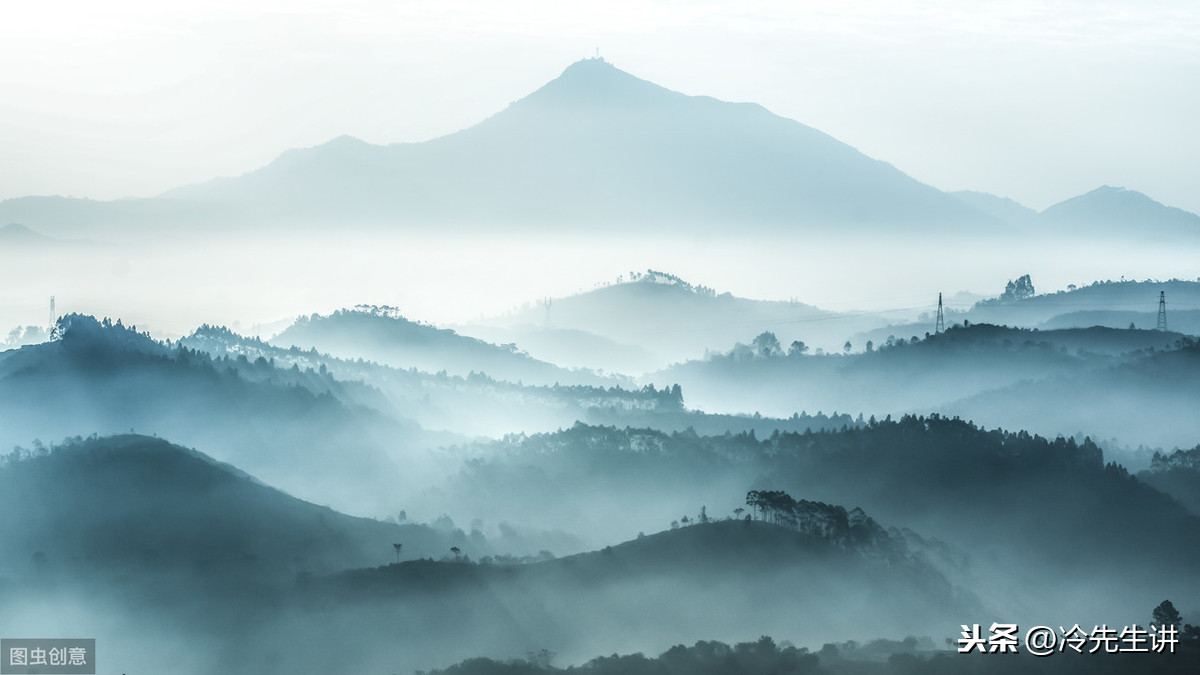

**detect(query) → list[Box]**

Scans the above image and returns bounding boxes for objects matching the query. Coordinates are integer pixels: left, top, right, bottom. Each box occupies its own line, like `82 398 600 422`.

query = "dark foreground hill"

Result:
0 434 465 581
435 417 1200 632
294 518 974 673
424 634 1200 675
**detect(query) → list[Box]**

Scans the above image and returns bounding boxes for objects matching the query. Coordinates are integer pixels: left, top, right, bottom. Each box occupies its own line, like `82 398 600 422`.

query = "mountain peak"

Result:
1041 185 1200 235
1048 185 1152 209
517 58 682 110
560 56 617 76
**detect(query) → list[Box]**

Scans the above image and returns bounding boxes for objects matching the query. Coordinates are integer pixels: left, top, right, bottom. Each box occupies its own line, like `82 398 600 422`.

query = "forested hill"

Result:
0 434 467 581
472 270 857 370
0 314 432 515
653 323 1200 450
272 306 618 386
185 322 854 439
436 416 1200 615
310 517 974 664
966 278 1200 331
184 323 682 436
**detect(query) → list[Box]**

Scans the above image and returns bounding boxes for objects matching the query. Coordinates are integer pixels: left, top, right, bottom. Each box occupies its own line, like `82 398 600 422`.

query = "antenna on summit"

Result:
1157 290 1168 332
935 292 945 334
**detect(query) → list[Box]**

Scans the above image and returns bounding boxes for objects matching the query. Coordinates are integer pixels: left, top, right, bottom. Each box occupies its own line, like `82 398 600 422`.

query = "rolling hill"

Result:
0 434 464 581
302 517 974 671
467 270 874 369
0 314 440 515
271 306 619 386
431 417 1200 628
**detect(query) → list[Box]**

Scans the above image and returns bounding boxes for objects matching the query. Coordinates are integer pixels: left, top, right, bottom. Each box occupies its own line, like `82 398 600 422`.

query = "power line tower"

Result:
935 292 945 334
1157 291 1168 332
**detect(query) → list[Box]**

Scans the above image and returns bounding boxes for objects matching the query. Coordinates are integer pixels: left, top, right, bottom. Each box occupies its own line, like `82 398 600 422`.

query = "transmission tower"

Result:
1157 291 1168 332
48 296 55 333
935 292 945 334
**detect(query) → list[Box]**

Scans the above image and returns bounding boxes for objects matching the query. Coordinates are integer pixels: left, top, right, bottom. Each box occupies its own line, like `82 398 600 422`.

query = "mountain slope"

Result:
472 270 873 368
435 417 1200 624
310 518 974 669
184 323 681 437
650 322 1200 449
0 314 436 514
0 434 464 579
950 190 1040 227
271 306 617 386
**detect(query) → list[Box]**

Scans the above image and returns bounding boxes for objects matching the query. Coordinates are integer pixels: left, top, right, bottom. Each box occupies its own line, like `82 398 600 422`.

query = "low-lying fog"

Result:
2 228 1195 349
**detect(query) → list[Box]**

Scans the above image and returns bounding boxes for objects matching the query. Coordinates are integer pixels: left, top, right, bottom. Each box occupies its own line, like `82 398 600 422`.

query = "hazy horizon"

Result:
2 230 1197 342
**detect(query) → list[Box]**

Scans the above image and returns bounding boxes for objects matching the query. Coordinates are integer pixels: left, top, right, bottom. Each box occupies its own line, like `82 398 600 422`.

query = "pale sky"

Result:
2 0 1198 213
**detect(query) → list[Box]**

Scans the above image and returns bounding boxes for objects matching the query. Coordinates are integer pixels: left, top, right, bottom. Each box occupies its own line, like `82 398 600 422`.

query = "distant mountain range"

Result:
0 59 1195 237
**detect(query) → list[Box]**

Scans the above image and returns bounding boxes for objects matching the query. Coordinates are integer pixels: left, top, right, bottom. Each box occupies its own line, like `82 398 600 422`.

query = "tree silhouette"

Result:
392 543 403 564
751 332 782 358
1001 274 1035 301
1154 599 1183 627
746 490 762 520
450 546 461 561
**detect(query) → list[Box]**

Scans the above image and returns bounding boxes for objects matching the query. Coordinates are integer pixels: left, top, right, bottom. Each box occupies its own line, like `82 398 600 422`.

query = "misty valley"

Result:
3 59 1200 675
